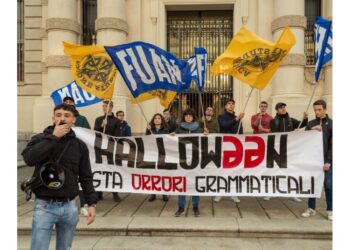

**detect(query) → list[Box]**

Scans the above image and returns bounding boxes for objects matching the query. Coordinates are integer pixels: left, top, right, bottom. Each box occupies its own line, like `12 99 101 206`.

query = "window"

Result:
82 0 97 45
305 0 321 65
17 0 24 83
167 10 234 118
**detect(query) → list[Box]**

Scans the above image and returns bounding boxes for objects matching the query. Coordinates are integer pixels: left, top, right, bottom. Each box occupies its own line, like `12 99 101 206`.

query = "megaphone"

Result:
39 161 65 189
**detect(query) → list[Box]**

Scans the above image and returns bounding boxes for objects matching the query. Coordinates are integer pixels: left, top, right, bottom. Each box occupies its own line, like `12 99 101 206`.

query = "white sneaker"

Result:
263 197 271 201
80 206 88 217
231 196 240 203
301 208 316 218
290 197 302 202
327 211 332 221
214 196 222 203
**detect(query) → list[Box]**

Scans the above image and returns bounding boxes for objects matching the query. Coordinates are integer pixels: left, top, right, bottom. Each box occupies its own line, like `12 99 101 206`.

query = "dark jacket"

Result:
94 113 121 136
176 121 203 134
306 115 332 164
145 126 169 135
270 112 308 132
165 119 177 133
218 111 243 134
75 110 90 129
119 120 132 136
21 126 98 205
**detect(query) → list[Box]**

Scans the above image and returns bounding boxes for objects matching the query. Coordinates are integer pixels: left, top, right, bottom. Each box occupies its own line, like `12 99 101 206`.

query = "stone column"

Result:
33 0 80 132
257 0 274 113
96 0 131 124
322 0 333 115
270 0 307 118
237 0 258 133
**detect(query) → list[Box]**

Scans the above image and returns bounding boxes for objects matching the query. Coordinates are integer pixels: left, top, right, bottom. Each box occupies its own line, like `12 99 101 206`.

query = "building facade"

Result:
18 0 332 136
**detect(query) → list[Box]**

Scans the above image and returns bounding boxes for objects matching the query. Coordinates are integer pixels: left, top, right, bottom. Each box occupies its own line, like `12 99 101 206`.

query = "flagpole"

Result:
102 100 111 134
135 101 153 135
197 88 207 129
236 87 254 134
297 82 317 129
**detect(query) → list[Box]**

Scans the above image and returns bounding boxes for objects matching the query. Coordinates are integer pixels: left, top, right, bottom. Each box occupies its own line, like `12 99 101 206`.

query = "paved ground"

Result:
17 165 332 249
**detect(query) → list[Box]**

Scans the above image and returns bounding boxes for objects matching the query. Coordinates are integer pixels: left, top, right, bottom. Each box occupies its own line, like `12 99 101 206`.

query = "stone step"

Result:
18 217 332 239
17 235 332 250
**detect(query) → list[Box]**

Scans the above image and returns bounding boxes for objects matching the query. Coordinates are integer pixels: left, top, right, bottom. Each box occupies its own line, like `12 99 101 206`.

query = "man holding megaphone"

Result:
22 103 98 250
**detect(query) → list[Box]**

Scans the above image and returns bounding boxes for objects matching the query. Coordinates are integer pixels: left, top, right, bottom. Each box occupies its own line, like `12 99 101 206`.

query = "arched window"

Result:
82 0 97 45
305 0 322 65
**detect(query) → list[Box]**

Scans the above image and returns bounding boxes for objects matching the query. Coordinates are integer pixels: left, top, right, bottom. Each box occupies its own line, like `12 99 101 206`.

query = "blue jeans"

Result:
308 168 333 211
178 195 199 208
31 198 79 250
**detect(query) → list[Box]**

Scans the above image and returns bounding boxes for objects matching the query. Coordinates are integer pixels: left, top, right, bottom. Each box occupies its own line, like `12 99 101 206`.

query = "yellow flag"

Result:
63 41 117 100
211 27 296 90
129 90 177 108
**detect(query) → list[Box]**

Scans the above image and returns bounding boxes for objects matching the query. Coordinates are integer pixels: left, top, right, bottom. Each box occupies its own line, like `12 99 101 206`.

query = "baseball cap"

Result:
275 102 286 110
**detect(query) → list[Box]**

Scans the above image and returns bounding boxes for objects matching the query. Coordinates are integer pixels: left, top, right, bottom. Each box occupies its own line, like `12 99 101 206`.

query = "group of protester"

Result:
21 97 332 250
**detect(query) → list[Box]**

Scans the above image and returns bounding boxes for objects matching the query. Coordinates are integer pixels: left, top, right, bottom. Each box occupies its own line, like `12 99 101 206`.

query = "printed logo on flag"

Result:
76 54 115 92
232 48 287 76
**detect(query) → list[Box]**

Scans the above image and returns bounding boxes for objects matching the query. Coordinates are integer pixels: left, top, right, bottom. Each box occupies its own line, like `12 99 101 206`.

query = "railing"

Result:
82 0 97 45
167 11 234 118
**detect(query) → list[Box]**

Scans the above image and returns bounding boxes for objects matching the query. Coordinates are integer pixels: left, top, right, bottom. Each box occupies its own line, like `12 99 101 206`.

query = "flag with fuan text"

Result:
63 41 117 100
314 17 332 82
211 27 296 90
104 41 192 98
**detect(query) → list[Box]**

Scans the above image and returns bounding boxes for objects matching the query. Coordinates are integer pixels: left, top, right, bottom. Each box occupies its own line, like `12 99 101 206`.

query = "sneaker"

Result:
162 195 169 202
327 211 332 221
214 196 222 203
175 207 185 217
301 208 316 218
263 197 271 201
113 193 121 202
231 196 240 203
148 194 156 202
80 206 88 217
290 197 302 202
193 206 200 217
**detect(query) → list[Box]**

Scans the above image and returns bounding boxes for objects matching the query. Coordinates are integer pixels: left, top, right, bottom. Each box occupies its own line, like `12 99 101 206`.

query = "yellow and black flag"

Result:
63 41 117 100
211 27 296 90
129 90 177 108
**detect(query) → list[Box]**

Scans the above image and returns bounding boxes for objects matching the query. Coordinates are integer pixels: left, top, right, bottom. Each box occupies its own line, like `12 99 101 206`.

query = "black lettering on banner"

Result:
103 171 112 188
299 176 311 194
261 175 271 193
112 171 123 189
200 136 222 169
287 176 299 194
115 138 136 168
266 134 288 168
219 176 229 192
206 176 217 192
250 175 261 193
178 136 199 169
92 171 102 188
135 137 156 169
156 137 177 170
195 176 205 192
276 175 287 193
94 133 115 164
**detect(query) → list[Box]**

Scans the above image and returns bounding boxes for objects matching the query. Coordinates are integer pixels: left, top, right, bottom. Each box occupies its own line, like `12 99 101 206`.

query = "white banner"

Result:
73 128 324 198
